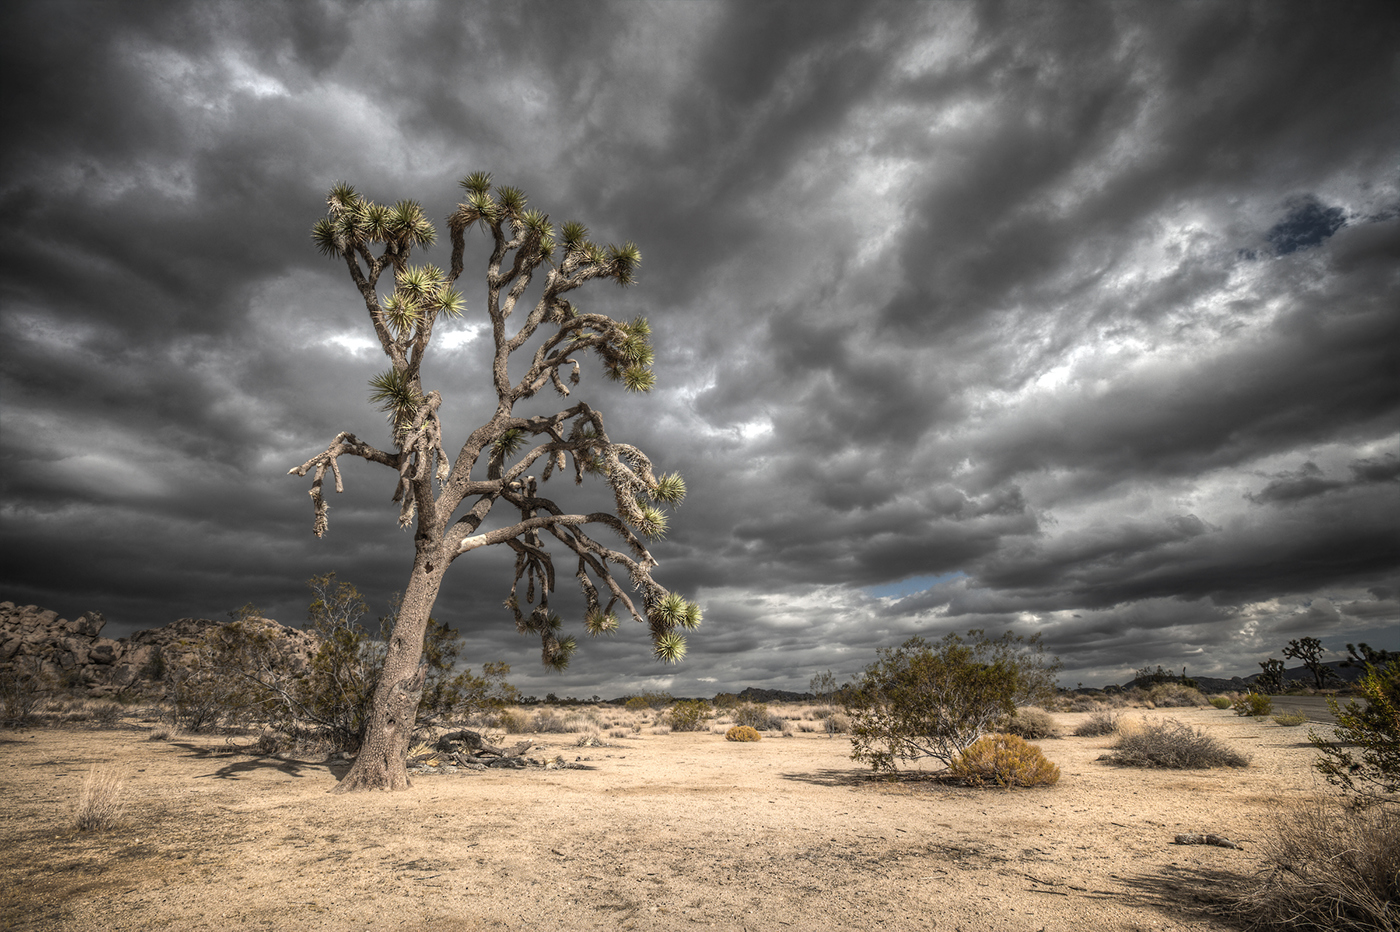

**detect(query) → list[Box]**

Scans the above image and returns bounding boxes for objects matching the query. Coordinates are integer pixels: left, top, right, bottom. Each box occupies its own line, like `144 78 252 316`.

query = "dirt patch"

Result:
0 708 1333 931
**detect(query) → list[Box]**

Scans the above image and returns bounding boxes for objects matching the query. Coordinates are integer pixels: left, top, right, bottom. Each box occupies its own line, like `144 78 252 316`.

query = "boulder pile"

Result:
0 601 317 697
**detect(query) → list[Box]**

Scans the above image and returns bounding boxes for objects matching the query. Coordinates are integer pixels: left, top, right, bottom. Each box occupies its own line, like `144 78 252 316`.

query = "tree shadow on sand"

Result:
778 768 955 789
172 741 352 781
1113 863 1250 930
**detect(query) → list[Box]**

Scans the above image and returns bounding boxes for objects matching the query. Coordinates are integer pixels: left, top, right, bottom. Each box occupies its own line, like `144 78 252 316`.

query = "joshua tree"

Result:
291 175 700 792
1282 637 1336 690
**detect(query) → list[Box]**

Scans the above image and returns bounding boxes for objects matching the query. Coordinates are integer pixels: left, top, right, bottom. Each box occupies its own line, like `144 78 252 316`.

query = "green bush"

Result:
844 630 1060 772
1272 711 1309 727
950 733 1060 788
725 725 761 742
1232 796 1399 932
1233 691 1274 717
1004 707 1059 740
1208 696 1231 709
666 699 711 732
1310 660 1399 800
1103 719 1250 769
1073 710 1121 737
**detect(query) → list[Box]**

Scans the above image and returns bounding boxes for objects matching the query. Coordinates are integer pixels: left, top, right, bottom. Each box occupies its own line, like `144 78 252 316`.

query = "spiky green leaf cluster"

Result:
633 502 669 539
653 631 688 664
368 367 422 434
493 428 526 459
651 472 686 505
584 610 620 636
651 592 703 630
544 634 577 671
602 316 657 393
311 184 437 259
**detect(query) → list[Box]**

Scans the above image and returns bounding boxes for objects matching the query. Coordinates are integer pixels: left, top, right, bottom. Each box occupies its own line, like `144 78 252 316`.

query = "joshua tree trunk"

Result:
331 549 445 792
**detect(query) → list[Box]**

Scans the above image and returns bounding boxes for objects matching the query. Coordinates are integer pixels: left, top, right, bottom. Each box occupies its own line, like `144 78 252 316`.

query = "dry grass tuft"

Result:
75 766 126 831
1232 797 1399 932
1005 707 1059 739
1272 711 1310 727
1074 710 1122 737
1102 719 1250 769
725 725 761 742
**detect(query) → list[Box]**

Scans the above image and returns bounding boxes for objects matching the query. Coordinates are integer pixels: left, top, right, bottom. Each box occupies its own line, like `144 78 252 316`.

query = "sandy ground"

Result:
0 707 1337 932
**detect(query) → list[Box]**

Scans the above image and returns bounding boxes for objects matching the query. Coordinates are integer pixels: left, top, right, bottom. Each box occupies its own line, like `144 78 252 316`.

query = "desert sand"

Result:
1 706 1331 931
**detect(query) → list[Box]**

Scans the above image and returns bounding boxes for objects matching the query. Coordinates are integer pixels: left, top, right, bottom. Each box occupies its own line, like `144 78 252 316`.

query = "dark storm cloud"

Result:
2 0 1397 696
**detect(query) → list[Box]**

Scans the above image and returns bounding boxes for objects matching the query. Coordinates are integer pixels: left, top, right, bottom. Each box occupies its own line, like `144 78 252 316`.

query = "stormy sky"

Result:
2 0 1397 697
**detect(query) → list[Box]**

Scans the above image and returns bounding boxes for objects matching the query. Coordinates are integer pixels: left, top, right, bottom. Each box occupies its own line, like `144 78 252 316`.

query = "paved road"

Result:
1267 694 1344 724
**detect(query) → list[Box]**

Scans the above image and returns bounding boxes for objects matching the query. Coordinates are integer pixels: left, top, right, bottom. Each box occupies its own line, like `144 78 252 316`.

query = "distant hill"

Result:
1124 660 1366 693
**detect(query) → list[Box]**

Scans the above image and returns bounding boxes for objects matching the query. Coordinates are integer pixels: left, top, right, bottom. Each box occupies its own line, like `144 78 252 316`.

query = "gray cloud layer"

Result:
2 0 1397 695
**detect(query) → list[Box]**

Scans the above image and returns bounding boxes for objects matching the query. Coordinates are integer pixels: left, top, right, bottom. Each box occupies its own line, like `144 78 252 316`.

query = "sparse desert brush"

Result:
726 725 761 742
148 724 175 741
1103 719 1250 769
732 702 786 731
1068 695 1103 713
665 699 711 732
1005 707 1059 739
1209 696 1232 709
824 713 851 735
75 766 126 831
609 729 628 739
1074 711 1121 737
950 733 1060 788
1147 683 1208 708
496 709 530 733
1272 711 1309 727
1232 796 1399 932
1233 691 1274 717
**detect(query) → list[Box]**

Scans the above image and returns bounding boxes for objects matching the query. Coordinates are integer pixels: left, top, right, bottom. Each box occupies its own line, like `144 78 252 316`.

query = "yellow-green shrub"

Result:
1209 696 1231 709
950 733 1060 788
725 725 761 742
1233 691 1273 716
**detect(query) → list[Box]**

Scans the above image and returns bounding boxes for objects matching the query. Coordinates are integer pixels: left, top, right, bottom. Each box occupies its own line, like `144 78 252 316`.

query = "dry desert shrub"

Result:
1074 710 1122 737
1209 696 1232 709
495 709 531 733
148 724 175 741
75 766 126 831
726 725 761 742
1233 797 1399 932
950 733 1060 788
1272 711 1310 727
824 713 851 735
1068 695 1103 713
732 702 787 732
1147 683 1209 708
1103 719 1250 769
1005 707 1059 739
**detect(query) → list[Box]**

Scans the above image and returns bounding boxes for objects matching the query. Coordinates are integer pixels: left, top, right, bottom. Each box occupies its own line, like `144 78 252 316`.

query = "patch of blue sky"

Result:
864 572 966 600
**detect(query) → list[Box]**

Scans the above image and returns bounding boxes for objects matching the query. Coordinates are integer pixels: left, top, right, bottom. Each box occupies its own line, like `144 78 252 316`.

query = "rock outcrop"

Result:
0 602 317 697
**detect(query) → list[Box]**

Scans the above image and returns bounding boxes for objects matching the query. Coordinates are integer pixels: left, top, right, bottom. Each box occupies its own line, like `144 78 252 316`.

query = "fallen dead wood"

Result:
1173 833 1242 849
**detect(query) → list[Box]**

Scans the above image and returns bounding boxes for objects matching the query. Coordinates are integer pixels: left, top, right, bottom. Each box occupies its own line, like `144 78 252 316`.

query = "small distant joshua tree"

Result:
292 174 700 792
1282 637 1336 690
